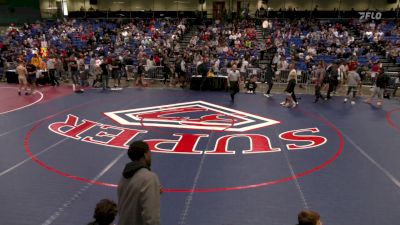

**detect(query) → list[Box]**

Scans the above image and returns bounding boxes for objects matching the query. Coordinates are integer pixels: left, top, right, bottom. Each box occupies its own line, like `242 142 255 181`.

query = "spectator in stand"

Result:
344 62 361 105
87 199 117 225
30 53 42 69
370 60 381 85
78 54 89 88
213 56 220 73
146 56 155 73
0 54 5 78
197 57 209 91
100 57 110 89
365 69 390 106
26 62 37 94
179 57 187 88
161 59 171 85
313 62 326 103
289 64 298 105
281 67 297 108
338 60 348 85
239 56 249 80
68 55 83 93
277 56 288 82
263 63 275 98
47 55 59 86
111 56 123 88
135 62 146 87
326 61 339 99
55 57 64 81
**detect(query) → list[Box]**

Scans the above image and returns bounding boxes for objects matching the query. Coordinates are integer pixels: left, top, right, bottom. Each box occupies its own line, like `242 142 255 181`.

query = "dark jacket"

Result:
197 62 208 77
376 73 390 89
285 78 296 93
265 64 274 83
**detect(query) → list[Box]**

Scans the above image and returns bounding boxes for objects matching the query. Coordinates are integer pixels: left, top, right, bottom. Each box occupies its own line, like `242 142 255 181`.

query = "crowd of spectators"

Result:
0 18 189 90
0 17 399 92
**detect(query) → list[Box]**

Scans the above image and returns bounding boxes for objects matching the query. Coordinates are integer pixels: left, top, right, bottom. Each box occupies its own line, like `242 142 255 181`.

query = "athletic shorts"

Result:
112 70 121 79
18 76 28 85
27 75 36 84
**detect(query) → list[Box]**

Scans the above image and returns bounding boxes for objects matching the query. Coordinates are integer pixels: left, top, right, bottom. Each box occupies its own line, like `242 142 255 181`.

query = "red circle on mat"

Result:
0 87 42 114
386 108 400 133
24 107 344 193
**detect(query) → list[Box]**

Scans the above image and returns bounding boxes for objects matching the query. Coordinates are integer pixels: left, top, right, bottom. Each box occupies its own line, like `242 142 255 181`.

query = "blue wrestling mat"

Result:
0 85 400 225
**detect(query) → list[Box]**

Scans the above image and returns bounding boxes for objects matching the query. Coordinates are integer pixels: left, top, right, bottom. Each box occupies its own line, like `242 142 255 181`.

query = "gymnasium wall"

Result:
0 0 41 24
38 0 397 18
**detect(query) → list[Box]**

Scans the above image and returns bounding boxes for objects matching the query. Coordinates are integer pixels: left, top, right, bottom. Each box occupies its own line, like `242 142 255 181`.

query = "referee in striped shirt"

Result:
228 64 240 102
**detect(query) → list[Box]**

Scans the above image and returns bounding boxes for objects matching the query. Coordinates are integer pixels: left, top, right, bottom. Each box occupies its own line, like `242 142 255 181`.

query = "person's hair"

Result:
298 210 320 225
92 199 117 225
127 141 150 161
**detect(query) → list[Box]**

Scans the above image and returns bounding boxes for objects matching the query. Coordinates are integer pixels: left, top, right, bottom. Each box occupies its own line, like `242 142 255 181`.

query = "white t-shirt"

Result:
213 59 220 71
278 60 289 70
180 60 186 72
262 20 269 29
47 59 55 70
240 60 249 73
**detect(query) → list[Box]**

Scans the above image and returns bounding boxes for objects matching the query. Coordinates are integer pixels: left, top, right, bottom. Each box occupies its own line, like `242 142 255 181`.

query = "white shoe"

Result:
280 101 286 105
264 94 270 98
291 103 297 108
344 98 348 103
351 101 355 105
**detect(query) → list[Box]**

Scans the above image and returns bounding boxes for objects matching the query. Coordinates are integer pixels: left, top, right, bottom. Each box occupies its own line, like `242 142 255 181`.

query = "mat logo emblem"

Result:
48 101 329 154
103 101 280 132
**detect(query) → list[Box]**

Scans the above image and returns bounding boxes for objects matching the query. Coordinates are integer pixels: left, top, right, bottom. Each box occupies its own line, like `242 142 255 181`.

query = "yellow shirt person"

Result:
31 54 42 68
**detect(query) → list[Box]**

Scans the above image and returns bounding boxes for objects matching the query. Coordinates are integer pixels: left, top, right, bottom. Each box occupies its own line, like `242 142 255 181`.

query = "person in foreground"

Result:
118 141 162 225
87 199 117 225
297 210 323 225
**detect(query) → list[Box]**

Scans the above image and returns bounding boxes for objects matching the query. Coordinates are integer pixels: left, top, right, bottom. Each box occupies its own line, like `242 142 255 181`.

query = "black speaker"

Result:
387 0 396 3
199 0 205 4
90 0 98 5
